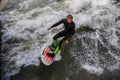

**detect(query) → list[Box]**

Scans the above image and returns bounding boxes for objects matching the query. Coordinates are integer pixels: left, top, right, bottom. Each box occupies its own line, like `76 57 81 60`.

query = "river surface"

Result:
1 0 120 80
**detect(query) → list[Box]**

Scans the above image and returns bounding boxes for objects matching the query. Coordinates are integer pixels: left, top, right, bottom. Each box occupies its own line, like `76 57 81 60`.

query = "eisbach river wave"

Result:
1 0 120 80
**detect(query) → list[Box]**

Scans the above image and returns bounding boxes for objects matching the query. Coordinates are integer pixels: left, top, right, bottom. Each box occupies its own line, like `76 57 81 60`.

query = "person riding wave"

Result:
47 15 75 58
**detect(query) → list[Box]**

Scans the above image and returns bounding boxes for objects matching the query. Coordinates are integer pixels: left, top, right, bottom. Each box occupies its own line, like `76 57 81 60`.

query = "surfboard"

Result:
41 46 55 66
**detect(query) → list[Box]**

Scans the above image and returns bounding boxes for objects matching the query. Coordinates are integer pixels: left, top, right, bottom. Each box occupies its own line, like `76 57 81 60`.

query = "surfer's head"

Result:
67 15 73 23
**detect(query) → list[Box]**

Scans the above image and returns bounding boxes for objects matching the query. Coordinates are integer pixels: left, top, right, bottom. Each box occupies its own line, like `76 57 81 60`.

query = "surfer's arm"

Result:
51 19 64 28
48 19 64 30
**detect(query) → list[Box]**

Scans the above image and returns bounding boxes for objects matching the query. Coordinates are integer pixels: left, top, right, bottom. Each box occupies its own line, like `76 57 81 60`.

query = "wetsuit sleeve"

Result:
68 25 75 41
51 19 64 28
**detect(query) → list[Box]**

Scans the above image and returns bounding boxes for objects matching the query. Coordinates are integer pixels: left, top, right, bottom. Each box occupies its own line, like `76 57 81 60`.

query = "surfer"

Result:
47 15 75 58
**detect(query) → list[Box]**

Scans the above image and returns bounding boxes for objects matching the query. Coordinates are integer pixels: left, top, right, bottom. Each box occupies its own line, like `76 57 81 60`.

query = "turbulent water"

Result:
1 0 120 80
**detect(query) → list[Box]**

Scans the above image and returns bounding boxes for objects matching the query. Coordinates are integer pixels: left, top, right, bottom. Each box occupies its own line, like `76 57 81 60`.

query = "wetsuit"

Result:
51 19 75 54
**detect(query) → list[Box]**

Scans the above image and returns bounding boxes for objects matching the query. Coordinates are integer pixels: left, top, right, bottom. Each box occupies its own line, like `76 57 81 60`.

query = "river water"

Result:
1 0 120 80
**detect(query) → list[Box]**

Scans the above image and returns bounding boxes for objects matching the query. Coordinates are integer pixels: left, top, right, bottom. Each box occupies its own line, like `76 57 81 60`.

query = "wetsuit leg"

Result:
52 31 66 54
53 31 66 40
58 35 70 49
52 31 66 47
54 35 70 54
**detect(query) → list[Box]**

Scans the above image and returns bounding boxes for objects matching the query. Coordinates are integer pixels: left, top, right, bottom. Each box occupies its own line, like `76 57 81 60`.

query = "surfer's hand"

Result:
66 40 70 44
48 27 52 30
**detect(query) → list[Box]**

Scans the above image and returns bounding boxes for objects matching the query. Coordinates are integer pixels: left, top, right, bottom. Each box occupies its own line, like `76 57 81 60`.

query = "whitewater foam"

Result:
82 64 104 75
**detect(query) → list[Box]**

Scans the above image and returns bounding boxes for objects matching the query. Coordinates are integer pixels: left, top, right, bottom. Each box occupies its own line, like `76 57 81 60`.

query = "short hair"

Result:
67 15 73 19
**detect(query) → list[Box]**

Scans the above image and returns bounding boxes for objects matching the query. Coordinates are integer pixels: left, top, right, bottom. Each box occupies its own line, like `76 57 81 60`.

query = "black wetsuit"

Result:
51 19 75 48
